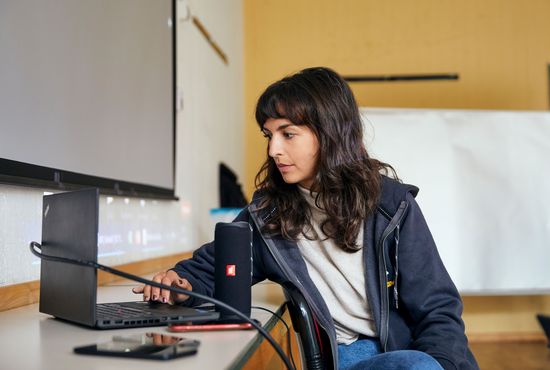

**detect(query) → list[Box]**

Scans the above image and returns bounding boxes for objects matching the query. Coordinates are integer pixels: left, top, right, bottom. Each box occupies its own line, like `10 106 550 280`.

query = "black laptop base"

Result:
96 301 219 329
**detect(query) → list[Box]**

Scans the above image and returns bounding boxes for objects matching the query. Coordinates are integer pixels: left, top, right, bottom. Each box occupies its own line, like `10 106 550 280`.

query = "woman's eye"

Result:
284 132 295 139
262 133 271 139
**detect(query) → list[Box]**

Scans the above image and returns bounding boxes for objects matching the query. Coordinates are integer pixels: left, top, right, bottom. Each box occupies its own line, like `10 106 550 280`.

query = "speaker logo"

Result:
225 264 236 277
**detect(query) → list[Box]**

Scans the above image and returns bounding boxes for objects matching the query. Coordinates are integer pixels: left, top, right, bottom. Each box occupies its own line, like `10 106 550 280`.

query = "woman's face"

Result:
262 118 319 189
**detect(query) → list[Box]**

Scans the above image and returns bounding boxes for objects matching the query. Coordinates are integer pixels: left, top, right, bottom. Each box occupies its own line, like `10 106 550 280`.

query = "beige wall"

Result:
243 0 550 337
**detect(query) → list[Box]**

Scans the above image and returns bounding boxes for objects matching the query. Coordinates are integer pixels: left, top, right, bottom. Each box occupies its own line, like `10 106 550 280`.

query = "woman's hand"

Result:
132 270 192 304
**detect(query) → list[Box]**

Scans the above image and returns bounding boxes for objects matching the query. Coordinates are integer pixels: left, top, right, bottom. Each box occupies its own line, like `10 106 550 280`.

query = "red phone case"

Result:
168 323 253 332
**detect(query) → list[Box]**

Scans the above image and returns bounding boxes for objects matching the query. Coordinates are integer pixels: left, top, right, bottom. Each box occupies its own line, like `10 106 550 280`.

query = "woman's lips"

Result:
277 164 293 173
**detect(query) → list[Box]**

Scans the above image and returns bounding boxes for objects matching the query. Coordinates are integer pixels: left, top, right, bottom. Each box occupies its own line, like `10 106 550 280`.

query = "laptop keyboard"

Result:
95 301 219 328
97 303 153 319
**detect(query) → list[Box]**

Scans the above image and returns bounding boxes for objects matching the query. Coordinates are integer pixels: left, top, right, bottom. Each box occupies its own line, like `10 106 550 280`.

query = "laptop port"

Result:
102 320 111 325
115 320 123 324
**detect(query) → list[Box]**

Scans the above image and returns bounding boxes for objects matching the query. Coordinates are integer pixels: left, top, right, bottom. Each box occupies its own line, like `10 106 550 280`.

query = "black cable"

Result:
252 305 297 370
30 241 294 370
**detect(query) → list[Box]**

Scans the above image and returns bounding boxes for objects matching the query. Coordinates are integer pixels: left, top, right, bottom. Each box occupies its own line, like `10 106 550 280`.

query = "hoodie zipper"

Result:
248 206 335 349
394 224 400 310
377 200 409 352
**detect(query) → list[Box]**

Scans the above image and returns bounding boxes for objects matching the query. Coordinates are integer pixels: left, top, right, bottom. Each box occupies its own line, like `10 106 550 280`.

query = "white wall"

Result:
0 0 244 287
175 0 244 245
0 185 191 286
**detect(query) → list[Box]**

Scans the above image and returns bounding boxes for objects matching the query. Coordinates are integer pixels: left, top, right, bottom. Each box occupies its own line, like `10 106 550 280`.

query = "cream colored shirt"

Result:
296 186 377 344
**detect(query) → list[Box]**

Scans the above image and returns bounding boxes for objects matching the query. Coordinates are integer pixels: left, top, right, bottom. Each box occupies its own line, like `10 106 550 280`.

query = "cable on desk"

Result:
252 305 297 370
30 241 295 370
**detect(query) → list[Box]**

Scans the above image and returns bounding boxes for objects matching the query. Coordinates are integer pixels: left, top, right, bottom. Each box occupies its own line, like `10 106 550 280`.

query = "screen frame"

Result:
0 0 177 200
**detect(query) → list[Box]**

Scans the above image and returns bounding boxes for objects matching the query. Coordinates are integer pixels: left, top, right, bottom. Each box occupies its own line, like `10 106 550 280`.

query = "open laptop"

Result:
39 188 218 329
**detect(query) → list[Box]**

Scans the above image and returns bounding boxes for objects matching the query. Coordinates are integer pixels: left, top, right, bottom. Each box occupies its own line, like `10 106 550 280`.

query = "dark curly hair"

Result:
254 67 397 252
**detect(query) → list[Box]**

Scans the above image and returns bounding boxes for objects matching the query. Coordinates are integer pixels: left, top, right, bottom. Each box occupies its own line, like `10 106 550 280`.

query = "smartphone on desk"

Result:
168 322 254 332
74 333 200 360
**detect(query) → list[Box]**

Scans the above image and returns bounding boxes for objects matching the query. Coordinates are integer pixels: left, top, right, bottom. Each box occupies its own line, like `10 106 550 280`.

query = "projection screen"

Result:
0 0 175 198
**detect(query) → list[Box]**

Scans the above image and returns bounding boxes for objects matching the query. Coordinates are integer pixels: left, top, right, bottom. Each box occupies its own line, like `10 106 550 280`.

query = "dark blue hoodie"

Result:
173 176 479 370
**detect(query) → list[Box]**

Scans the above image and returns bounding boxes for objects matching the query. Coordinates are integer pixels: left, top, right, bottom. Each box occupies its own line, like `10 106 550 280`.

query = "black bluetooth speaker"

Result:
214 221 253 320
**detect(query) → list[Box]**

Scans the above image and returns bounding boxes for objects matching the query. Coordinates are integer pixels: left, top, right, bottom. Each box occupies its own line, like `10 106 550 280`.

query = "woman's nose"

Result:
268 137 282 158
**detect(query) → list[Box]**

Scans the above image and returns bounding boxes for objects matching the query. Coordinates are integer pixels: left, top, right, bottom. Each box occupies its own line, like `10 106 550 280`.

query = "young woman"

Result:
134 67 479 370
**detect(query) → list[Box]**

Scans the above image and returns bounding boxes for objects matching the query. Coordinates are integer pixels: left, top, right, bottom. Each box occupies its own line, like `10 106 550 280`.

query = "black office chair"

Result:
283 284 334 370
536 313 550 347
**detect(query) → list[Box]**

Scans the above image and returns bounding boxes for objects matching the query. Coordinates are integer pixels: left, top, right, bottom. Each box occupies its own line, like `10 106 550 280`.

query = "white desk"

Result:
0 281 288 370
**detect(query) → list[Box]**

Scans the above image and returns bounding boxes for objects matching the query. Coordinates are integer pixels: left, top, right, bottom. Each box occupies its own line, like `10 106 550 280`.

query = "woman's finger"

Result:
173 278 192 303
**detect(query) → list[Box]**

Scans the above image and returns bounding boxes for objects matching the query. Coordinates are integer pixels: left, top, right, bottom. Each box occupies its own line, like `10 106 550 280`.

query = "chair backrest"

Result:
283 284 333 370
536 313 550 347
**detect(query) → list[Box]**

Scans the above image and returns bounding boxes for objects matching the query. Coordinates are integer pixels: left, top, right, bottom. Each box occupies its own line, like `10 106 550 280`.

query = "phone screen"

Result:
74 333 200 360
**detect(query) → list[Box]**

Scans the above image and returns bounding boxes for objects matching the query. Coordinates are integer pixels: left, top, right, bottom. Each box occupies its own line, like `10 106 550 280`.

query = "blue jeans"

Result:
338 337 443 370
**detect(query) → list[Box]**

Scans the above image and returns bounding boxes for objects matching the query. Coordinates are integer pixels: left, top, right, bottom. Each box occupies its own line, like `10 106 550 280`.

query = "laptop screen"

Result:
39 188 99 326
